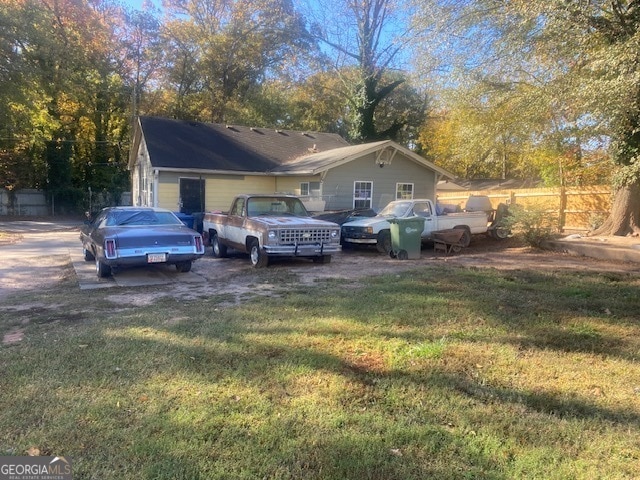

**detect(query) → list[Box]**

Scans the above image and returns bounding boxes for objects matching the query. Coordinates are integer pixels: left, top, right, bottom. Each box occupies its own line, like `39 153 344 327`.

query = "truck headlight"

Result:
331 230 338 238
364 227 373 234
268 230 277 240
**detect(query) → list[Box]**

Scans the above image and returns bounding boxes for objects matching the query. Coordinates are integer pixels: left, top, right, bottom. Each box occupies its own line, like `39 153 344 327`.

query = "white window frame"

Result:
353 181 373 209
396 183 414 200
300 182 310 196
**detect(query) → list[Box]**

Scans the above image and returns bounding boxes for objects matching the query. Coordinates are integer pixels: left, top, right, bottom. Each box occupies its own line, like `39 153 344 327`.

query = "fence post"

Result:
559 186 567 232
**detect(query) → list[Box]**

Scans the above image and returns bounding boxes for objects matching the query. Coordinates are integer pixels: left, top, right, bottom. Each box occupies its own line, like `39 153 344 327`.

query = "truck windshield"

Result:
378 201 412 218
246 197 310 217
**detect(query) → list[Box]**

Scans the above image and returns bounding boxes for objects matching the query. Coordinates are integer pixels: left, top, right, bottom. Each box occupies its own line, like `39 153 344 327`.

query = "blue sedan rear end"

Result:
80 207 205 278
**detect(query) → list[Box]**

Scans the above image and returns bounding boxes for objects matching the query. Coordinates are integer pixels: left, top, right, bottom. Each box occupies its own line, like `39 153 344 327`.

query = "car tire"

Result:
175 261 192 273
83 248 95 261
211 233 228 258
376 230 392 254
96 258 112 278
249 240 269 268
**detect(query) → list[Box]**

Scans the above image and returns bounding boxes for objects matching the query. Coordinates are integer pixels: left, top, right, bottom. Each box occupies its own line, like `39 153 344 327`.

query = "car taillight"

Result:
105 239 116 258
194 235 204 253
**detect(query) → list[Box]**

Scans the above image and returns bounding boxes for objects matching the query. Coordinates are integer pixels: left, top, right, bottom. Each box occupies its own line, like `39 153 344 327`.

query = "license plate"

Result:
147 253 167 263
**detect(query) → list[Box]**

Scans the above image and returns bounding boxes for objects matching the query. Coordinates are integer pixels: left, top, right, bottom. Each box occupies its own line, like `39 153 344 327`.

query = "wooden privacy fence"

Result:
437 185 612 232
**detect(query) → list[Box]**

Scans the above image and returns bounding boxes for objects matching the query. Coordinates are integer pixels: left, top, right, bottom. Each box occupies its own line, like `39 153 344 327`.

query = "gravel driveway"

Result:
1 220 638 304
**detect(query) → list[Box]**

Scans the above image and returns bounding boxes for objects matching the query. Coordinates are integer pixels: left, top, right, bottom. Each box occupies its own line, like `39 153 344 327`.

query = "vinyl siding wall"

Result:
205 175 275 212
153 153 437 213
322 152 436 210
157 173 278 212
275 176 323 195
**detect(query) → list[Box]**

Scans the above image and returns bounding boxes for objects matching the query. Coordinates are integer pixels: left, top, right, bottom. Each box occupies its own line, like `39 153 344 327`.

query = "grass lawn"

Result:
1 263 639 479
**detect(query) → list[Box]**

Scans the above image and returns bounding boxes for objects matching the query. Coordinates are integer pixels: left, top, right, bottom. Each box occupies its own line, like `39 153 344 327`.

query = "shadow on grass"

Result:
2 264 640 478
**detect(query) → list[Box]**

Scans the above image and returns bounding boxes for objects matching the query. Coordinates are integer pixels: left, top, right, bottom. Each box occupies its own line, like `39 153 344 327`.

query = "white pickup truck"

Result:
341 196 508 253
202 194 342 267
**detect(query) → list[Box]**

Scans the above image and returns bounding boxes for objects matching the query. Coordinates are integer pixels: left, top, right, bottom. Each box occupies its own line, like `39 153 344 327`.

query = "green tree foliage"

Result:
415 0 640 234
0 0 131 212
158 0 313 124
305 0 421 142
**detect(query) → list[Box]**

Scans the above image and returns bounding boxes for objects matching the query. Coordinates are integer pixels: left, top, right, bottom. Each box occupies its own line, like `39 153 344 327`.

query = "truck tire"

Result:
376 230 392 254
211 233 228 258
249 239 269 268
491 226 510 240
453 226 471 248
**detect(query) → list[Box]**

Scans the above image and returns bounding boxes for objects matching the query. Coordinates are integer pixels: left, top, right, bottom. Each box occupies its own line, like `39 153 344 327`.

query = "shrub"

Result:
503 204 557 248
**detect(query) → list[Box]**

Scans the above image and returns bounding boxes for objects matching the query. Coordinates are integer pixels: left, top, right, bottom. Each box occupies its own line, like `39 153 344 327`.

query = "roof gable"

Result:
274 140 455 179
135 116 350 172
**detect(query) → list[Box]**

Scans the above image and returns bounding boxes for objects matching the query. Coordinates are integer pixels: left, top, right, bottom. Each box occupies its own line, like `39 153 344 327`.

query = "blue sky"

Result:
122 0 160 10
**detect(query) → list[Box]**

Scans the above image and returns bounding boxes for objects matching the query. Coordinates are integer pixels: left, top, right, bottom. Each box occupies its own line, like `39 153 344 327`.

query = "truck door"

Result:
412 201 435 237
224 197 246 248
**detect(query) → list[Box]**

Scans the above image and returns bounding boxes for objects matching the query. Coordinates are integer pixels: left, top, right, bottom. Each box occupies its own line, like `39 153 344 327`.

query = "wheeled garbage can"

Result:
388 216 426 260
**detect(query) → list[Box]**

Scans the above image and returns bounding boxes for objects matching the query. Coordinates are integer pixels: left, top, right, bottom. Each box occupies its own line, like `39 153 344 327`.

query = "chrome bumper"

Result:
263 243 341 256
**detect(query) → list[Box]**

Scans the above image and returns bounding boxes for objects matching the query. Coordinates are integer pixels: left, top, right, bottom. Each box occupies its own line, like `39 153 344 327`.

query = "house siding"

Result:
275 176 323 195
322 152 436 210
157 174 180 210
132 138 154 208
205 175 275 212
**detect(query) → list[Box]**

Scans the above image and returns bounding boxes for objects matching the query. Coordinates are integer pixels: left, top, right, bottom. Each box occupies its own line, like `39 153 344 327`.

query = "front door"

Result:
179 178 204 214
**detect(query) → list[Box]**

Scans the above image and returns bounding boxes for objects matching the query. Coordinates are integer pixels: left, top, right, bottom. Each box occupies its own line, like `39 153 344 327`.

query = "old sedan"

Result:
80 207 205 278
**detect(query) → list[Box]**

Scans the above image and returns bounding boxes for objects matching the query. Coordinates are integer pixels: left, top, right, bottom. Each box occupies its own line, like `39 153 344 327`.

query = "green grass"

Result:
1 264 639 479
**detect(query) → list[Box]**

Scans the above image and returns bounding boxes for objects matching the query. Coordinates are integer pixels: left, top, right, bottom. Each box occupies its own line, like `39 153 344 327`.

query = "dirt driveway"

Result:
1 221 638 307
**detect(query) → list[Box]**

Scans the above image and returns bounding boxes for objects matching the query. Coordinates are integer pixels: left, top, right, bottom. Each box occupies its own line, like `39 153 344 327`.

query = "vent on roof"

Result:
225 125 239 132
276 130 288 136
308 144 318 153
250 127 264 134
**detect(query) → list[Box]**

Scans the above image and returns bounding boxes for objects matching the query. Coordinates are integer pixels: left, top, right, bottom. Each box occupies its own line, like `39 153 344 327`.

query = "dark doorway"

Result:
180 178 205 214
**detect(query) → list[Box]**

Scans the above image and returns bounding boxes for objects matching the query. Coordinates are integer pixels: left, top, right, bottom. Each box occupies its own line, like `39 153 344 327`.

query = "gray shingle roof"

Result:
138 116 350 172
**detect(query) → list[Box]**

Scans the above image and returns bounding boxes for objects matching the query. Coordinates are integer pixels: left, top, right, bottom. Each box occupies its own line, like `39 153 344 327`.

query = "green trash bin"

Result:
389 216 426 260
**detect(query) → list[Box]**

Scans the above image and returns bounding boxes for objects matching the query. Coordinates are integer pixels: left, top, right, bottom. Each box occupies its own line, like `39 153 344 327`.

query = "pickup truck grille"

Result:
342 226 366 235
279 228 335 244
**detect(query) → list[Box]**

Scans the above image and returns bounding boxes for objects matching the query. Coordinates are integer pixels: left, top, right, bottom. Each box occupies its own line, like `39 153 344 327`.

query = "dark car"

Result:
80 207 205 278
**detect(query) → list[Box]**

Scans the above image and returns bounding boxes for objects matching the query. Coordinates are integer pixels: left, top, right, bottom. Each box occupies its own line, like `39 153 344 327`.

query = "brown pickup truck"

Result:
202 194 342 267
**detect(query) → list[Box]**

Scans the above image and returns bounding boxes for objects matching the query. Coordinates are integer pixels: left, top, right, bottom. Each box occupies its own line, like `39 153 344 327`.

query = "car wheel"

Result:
175 261 192 273
492 227 510 240
376 230 392 254
211 233 228 258
312 255 331 264
83 248 95 261
96 258 112 278
249 240 269 268
453 226 471 248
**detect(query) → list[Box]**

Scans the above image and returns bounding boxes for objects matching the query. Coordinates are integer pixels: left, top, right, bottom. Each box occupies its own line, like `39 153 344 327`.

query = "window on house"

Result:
396 183 414 200
354 181 373 208
300 181 321 197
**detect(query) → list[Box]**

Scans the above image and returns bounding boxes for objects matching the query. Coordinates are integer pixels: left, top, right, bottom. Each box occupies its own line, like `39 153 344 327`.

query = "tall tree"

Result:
160 0 312 124
415 0 640 235
1 0 132 211
305 0 420 142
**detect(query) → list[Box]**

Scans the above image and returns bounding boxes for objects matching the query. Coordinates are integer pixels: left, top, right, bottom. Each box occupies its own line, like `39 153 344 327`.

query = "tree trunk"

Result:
589 183 640 236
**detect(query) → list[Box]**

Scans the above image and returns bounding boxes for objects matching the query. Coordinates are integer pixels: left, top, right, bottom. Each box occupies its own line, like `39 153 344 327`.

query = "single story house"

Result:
128 116 455 214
